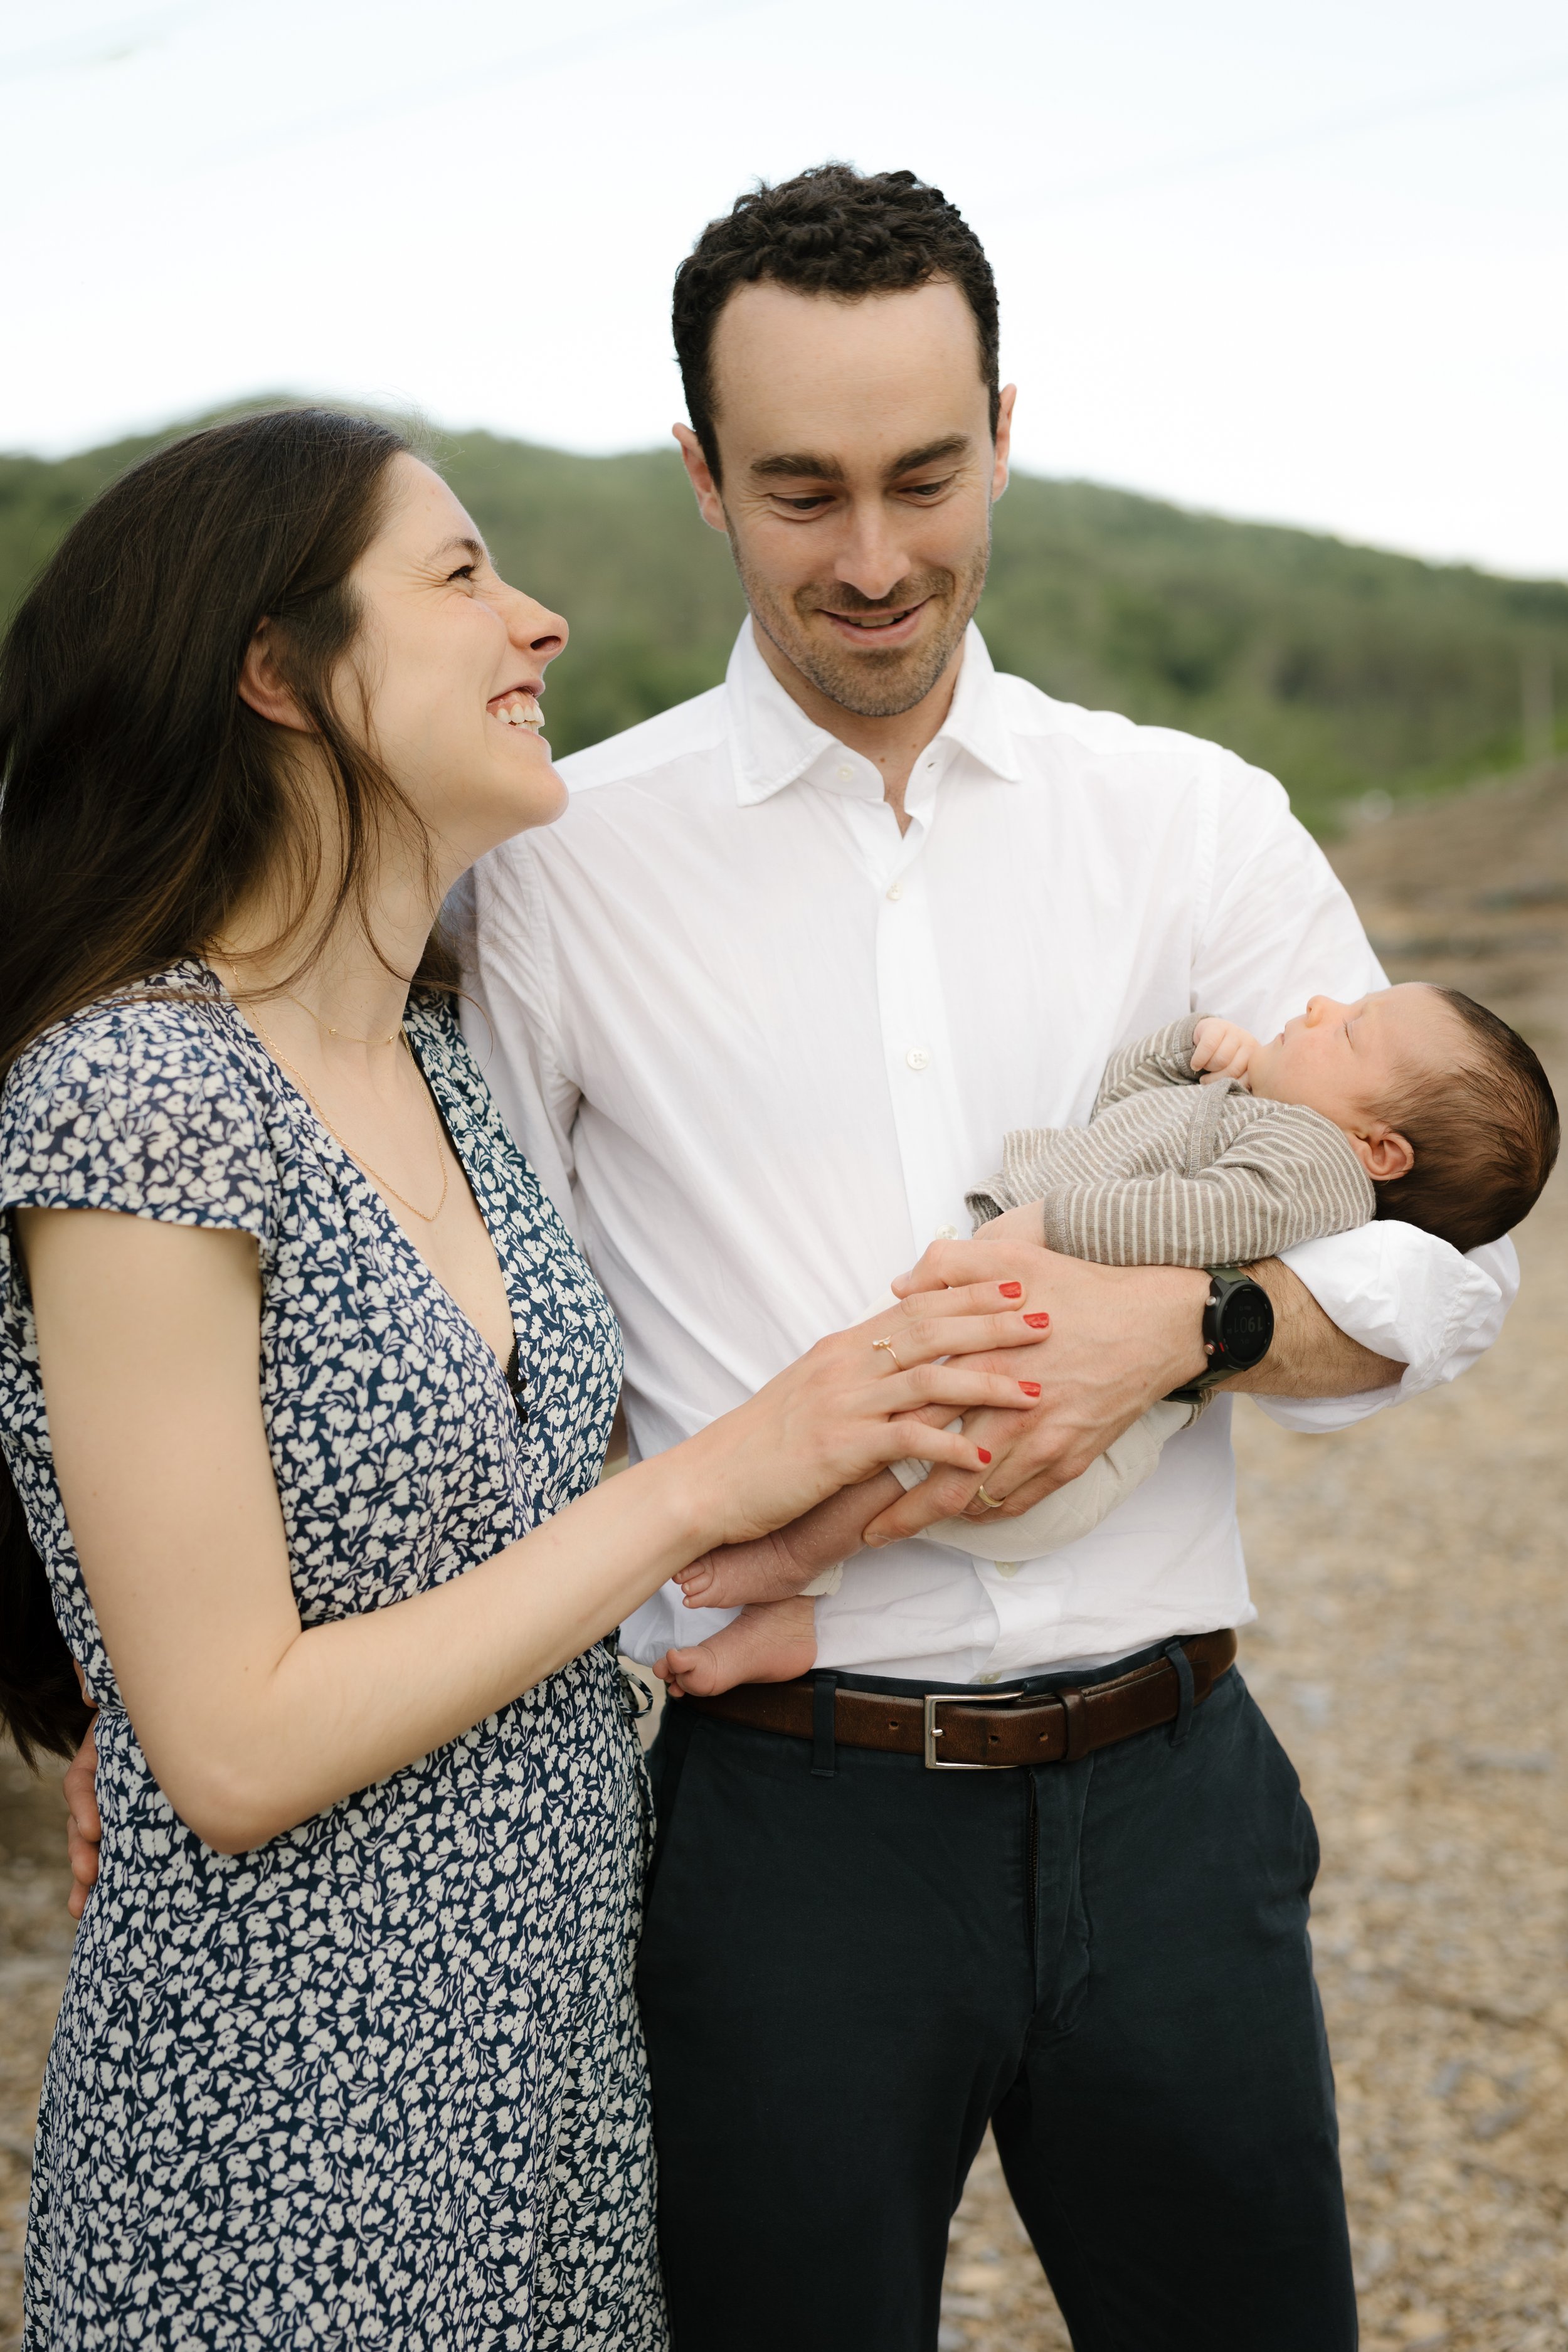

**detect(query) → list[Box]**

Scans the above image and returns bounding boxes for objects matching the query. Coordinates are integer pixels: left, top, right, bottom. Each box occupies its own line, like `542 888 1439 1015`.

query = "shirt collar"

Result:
726 618 1022 808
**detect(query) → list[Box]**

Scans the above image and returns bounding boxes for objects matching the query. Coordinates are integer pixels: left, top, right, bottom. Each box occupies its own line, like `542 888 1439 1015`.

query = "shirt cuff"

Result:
1251 1225 1518 1433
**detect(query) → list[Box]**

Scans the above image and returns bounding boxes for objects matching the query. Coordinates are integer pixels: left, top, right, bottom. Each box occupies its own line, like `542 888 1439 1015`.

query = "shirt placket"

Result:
837 750 977 1255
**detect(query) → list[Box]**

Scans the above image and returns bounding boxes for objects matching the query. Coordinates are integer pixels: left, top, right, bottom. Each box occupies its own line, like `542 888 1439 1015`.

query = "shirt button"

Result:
994 1562 1020 1579
978 1671 1000 1685
905 1047 930 1071
935 1224 958 1240
836 763 855 781
886 881 903 901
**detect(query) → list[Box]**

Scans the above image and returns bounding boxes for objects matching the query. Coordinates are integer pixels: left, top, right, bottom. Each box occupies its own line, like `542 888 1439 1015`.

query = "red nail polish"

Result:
999 1281 1023 1298
1018 1380 1041 1397
977 1448 992 1465
1023 1312 1050 1329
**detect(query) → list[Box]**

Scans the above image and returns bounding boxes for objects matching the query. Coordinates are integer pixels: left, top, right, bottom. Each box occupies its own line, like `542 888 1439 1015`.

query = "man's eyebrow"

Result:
749 437 974 486
884 435 972 475
750 451 847 482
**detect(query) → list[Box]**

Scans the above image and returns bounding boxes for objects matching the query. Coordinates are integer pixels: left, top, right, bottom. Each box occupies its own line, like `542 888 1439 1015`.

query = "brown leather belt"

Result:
682 1629 1237 1769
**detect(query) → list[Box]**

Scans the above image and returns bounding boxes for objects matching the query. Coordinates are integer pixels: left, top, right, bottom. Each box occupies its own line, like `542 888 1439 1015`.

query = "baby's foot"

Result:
655 1596 819 1697
677 1529 822 1610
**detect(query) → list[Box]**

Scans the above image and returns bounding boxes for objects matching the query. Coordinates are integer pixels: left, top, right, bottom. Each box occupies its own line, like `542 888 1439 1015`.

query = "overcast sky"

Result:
4 0 1565 576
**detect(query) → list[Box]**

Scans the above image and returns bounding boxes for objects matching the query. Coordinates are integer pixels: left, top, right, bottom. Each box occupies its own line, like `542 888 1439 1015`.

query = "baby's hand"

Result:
980 1200 1046 1246
1191 1015 1259 1088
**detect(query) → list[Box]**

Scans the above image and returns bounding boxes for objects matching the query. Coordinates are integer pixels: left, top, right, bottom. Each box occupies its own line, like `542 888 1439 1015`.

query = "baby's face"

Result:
1247 984 1459 1132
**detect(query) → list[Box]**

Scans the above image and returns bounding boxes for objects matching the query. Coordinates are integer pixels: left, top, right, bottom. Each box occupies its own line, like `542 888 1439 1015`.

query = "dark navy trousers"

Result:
636 1654 1357 2351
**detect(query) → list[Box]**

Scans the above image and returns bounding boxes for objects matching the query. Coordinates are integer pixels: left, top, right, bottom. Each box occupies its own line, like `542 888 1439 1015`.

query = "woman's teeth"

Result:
492 691 544 732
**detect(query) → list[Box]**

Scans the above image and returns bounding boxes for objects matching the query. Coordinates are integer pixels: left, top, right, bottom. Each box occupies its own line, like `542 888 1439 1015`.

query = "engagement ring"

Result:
871 1335 904 1371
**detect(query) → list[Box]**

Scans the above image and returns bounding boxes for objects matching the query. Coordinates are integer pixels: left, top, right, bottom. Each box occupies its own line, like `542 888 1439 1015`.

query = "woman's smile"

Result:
487 685 547 733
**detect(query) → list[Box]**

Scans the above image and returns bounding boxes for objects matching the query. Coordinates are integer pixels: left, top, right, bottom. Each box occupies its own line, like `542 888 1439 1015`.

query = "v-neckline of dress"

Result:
198 962 526 1402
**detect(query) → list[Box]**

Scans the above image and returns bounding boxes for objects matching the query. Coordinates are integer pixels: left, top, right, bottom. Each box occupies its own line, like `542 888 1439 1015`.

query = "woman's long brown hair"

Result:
0 407 458 1764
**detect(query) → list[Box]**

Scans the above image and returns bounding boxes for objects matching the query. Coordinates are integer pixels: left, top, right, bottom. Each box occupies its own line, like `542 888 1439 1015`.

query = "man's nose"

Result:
833 502 910 604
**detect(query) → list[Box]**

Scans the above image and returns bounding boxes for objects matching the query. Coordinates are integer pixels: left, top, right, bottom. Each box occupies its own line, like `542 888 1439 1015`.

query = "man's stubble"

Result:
729 524 993 722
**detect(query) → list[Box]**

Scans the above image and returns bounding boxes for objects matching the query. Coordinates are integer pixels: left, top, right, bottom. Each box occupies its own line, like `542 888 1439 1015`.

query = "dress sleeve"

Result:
0 1002 275 1254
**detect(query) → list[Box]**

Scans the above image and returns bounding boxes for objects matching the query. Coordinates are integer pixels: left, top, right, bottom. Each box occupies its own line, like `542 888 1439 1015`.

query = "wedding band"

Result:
975 1485 1005 1509
871 1335 904 1371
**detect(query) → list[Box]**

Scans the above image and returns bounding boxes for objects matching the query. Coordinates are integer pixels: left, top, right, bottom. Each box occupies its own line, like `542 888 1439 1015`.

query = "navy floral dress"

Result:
0 961 666 2351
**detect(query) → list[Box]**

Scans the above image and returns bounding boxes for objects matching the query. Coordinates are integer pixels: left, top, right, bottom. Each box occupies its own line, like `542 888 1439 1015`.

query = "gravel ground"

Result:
3 765 1565 2349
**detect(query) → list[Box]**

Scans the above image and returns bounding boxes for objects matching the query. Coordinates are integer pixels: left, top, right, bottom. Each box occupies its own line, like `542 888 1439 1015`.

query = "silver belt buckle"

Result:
923 1689 1026 1770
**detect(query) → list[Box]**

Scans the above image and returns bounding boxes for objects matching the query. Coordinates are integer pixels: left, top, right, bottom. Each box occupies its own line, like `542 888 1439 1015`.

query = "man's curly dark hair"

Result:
672 164 1000 484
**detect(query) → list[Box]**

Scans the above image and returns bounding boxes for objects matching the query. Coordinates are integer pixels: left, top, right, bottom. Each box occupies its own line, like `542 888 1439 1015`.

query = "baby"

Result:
655 983 1559 1697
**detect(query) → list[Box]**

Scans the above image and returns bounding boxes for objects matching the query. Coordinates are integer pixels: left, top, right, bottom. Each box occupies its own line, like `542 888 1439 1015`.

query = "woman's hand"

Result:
63 1712 102 1920
857 1236 1210 1544
679 1275 1048 1549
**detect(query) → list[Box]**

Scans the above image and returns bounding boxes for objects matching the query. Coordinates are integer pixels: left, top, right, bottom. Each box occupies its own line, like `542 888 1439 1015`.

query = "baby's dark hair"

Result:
1375 990 1559 1253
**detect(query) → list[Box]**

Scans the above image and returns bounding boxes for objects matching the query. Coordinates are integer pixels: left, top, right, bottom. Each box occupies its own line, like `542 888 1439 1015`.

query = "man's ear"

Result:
991 383 1017 504
672 423 728 534
238 618 312 733
1349 1125 1416 1183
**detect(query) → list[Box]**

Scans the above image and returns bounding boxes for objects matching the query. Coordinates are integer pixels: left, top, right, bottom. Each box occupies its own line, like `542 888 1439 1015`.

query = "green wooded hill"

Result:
3 407 1564 833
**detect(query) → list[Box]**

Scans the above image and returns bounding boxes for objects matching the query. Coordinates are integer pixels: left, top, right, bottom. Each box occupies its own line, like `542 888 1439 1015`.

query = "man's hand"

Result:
63 1714 101 1922
861 1239 1211 1542
1191 1017 1259 1088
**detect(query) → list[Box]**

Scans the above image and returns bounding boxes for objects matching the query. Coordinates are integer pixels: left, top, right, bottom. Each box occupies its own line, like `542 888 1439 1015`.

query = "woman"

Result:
0 409 1040 2348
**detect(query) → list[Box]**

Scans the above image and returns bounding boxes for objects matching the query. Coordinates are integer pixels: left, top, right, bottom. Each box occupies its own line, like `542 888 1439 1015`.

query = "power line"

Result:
0 4 213 84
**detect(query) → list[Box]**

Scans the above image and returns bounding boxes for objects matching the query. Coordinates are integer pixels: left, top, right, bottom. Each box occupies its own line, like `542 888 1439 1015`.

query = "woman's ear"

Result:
238 619 311 732
1349 1124 1416 1183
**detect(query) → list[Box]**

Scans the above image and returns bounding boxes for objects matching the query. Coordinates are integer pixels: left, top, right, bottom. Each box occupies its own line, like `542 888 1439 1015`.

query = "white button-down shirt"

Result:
462 623 1516 1682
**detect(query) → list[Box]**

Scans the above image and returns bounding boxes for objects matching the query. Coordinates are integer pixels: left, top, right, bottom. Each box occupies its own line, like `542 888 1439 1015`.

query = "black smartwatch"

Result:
1166 1265 1274 1402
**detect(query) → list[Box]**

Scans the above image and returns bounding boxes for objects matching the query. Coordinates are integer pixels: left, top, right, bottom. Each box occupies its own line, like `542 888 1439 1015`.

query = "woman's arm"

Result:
21 1208 1039 1854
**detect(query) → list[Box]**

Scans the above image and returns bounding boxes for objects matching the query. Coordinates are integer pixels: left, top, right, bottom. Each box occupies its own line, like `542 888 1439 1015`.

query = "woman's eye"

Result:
448 563 477 583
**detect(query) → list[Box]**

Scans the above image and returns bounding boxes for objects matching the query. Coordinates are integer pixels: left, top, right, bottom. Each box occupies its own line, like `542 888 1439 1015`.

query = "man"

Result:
453 166 1513 2349
64 166 1515 2348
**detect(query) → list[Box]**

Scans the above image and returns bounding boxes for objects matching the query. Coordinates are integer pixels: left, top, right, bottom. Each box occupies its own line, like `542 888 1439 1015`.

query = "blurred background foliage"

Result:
2 410 1564 835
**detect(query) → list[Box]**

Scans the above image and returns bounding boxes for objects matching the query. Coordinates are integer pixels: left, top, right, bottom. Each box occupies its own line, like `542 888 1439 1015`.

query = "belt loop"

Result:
1165 1640 1195 1747
811 1673 839 1777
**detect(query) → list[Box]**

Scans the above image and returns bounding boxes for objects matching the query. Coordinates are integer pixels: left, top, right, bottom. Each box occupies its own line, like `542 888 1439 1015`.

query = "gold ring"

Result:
871 1335 904 1372
975 1485 1005 1509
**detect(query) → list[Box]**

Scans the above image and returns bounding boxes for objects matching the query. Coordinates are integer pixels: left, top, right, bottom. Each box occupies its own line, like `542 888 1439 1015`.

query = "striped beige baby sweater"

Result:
967 1017 1376 1267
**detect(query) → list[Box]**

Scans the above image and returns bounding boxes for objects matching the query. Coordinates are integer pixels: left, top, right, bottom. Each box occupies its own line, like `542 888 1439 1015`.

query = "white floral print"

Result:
0 961 664 2351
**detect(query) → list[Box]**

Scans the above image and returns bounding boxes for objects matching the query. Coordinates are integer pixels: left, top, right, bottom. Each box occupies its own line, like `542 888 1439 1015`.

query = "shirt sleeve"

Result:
1253 1227 1519 1431
453 846 585 1237
1190 751 1518 1414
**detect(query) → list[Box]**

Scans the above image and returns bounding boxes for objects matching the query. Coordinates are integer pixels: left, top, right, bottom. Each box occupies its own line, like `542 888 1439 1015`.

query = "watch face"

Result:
1217 1283 1274 1369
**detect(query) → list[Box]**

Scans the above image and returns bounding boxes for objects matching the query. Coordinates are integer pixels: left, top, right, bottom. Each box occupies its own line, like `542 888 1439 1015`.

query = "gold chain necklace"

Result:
280 990 402 1048
250 1017 451 1225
